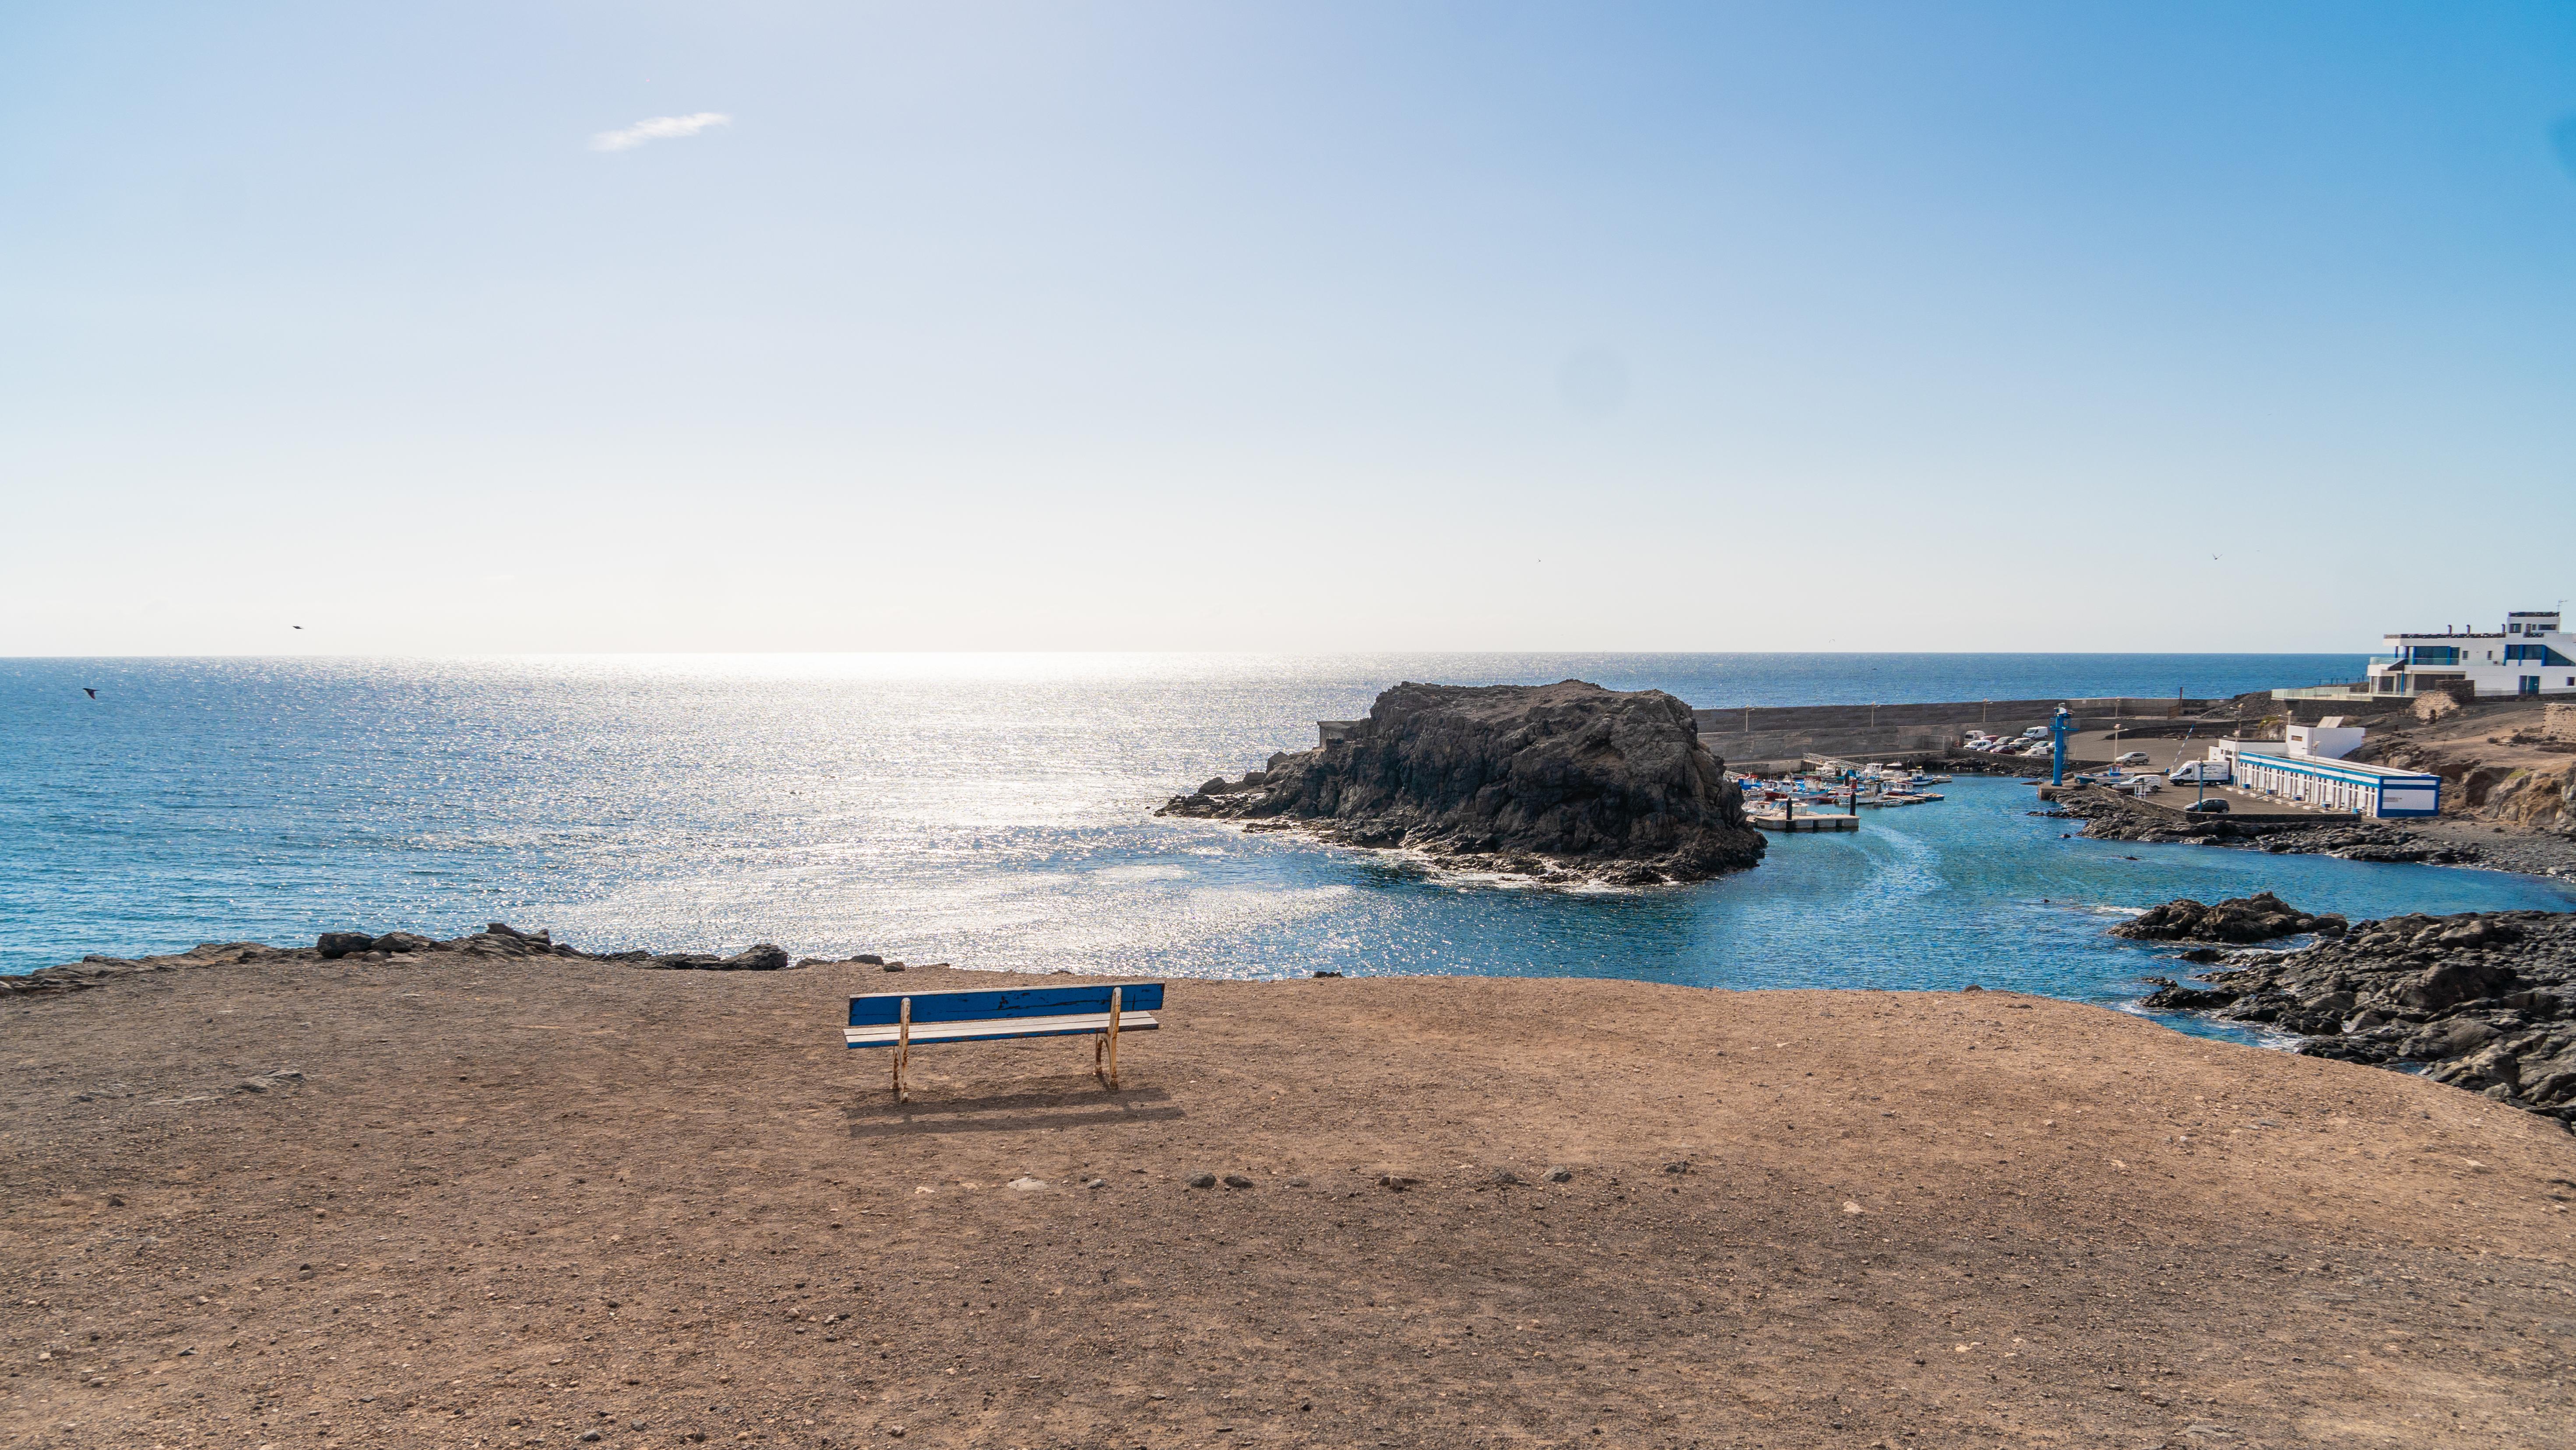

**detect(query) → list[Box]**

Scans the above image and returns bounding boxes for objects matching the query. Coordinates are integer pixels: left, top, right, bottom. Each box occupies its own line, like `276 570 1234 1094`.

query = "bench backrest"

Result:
847 982 1165 1028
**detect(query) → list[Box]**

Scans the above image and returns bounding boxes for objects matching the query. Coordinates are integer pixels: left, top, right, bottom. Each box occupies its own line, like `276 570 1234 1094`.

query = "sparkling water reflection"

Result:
6 655 2566 1046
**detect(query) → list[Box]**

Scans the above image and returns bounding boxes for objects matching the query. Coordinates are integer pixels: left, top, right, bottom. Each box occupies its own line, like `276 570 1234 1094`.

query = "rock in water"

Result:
1155 680 1764 882
2130 906 2576 1127
2109 892 2347 944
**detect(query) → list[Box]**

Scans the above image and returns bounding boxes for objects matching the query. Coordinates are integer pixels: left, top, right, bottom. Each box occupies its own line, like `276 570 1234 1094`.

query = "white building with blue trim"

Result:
2210 725 2442 818
2365 609 2576 698
2231 751 2442 818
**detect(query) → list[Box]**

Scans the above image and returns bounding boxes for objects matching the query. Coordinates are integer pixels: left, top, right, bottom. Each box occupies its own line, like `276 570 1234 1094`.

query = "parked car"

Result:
2115 751 2150 766
2183 798 2231 815
2128 776 2163 795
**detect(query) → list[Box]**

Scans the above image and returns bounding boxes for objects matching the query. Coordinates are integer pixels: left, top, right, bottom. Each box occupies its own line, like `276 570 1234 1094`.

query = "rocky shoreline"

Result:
2047 775 2576 880
2110 890 2347 944
1159 680 1766 885
2053 784 2492 864
0 922 936 998
2127 896 2576 1129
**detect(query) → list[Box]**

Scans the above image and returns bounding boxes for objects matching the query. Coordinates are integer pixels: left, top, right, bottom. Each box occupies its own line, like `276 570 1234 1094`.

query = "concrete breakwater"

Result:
1320 695 2242 773
1686 695 2233 773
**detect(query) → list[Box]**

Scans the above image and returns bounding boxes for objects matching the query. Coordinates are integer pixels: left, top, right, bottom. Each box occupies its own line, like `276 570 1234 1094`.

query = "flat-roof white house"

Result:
2282 721 2364 759
2365 610 2576 698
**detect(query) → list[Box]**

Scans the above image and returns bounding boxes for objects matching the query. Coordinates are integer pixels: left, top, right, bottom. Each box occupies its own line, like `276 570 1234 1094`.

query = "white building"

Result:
2231 751 2442 818
2207 721 2440 818
2366 610 2576 698
2281 720 2364 759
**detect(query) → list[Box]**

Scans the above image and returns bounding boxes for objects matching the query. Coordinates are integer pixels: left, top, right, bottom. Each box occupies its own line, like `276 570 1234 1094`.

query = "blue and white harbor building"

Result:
2207 727 2442 818
2366 609 2576 698
2228 751 2442 818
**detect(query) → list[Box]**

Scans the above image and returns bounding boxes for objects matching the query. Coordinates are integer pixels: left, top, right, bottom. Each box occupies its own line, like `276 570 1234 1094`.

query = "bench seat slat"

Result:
848 983 1164 1027
843 1011 1158 1049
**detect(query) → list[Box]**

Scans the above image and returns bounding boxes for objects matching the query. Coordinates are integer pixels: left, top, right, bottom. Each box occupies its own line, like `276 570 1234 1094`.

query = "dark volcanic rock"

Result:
2109 892 2347 945
10 928 809 996
2139 976 2239 1010
1156 680 1765 883
2053 788 2481 863
2132 907 2576 1127
639 943 793 971
2392 954 2513 1011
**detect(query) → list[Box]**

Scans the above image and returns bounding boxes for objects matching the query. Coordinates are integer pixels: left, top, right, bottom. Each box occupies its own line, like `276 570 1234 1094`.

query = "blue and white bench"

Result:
845 983 1164 1101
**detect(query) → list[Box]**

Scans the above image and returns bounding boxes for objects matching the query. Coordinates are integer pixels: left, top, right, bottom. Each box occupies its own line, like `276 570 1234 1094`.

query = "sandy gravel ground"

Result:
7 946 2576 1449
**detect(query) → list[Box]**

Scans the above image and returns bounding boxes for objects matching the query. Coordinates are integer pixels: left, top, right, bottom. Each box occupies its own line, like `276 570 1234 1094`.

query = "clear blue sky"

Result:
7 2 2574 654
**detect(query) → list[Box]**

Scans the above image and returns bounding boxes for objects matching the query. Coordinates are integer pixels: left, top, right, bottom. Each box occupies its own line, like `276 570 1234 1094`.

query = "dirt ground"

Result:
7 947 2576 1450
2358 699 2569 778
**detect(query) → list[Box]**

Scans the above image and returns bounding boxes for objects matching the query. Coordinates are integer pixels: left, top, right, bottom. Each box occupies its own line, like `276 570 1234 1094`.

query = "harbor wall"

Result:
1319 695 2310 771
1692 697 2233 773
1702 728 1962 772
1688 697 2228 736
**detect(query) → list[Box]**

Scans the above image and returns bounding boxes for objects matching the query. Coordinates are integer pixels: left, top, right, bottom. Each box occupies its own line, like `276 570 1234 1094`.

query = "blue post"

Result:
2049 706 2072 786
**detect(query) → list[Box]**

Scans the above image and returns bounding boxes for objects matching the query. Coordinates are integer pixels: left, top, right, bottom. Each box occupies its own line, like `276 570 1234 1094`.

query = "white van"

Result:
2168 761 2231 785
2022 726 2052 740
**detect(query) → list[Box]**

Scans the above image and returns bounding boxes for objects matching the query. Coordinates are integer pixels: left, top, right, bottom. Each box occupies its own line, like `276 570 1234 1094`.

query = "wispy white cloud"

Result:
590 112 731 152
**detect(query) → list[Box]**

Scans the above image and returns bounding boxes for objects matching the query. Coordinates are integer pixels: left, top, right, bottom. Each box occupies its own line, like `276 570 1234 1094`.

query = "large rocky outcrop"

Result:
2109 892 2347 945
1156 680 1765 884
2130 906 2576 1127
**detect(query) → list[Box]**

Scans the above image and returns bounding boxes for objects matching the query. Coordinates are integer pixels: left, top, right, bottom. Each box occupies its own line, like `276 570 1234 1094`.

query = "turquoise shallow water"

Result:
7 653 2568 1043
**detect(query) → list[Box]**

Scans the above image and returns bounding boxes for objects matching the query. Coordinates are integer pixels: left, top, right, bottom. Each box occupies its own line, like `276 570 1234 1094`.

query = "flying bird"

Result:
83 688 97 699
293 625 304 630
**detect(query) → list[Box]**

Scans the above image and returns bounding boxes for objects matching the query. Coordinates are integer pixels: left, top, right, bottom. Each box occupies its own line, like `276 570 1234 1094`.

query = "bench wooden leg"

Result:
1104 986 1122 1090
895 997 912 1104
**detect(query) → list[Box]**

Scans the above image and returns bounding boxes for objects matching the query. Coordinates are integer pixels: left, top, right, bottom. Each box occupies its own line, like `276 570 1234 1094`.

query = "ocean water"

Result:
7 654 2568 1041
